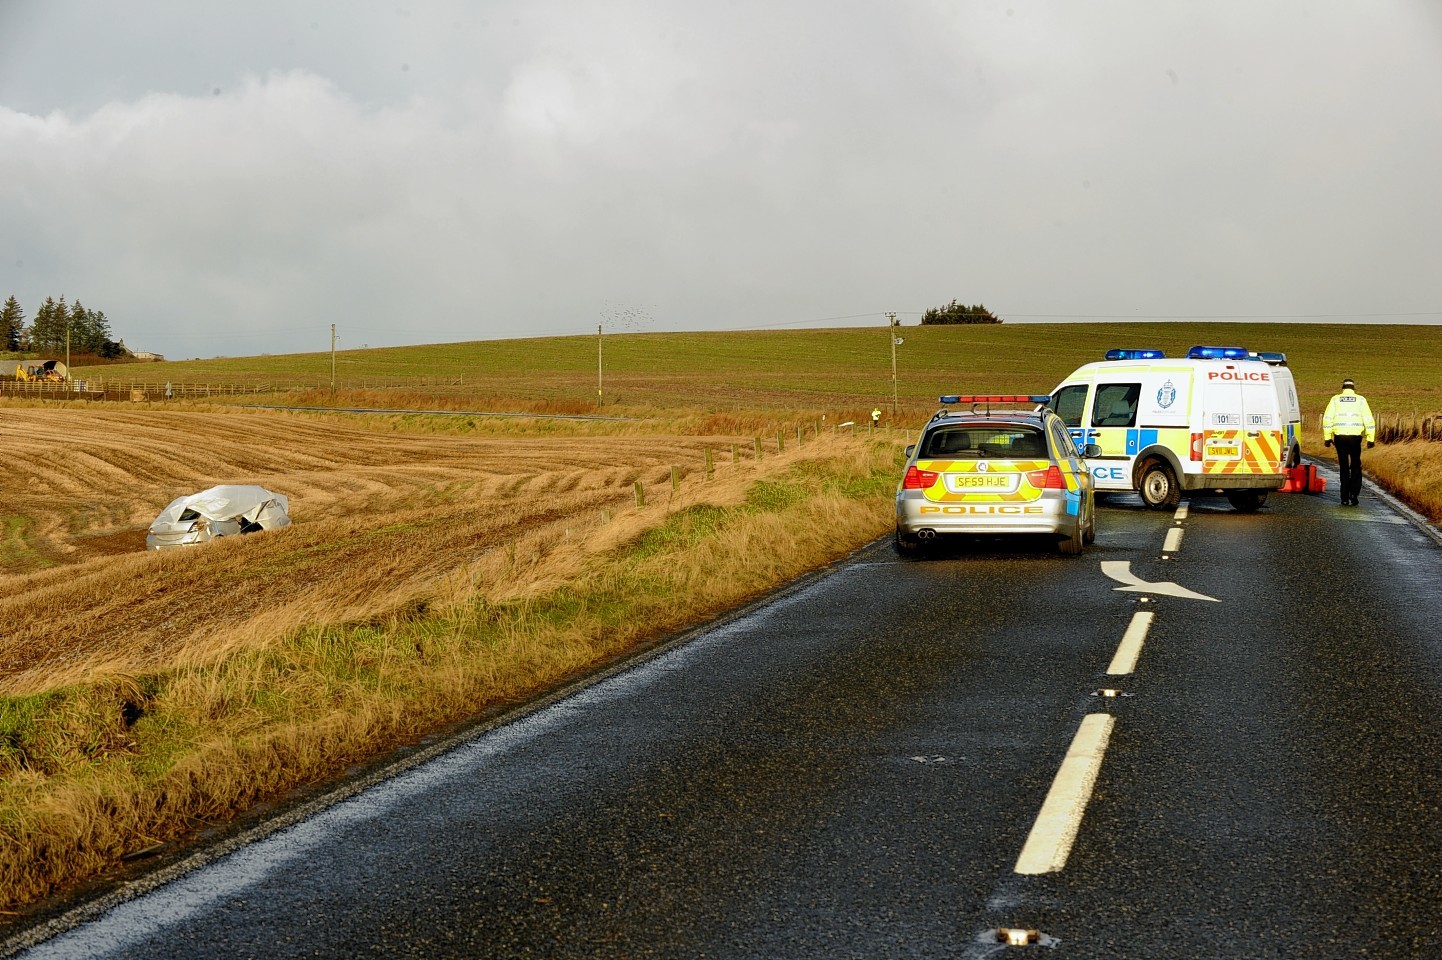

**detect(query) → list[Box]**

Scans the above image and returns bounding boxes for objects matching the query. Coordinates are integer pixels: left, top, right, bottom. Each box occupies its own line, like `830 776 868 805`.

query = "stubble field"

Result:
1 407 740 693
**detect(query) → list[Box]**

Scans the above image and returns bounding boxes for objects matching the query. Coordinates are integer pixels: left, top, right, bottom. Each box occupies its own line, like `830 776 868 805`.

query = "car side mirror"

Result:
1083 443 1102 458
904 444 915 458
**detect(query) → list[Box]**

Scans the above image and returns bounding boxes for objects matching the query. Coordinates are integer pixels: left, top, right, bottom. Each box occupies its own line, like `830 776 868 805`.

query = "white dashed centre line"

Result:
1174 502 1189 521
1162 527 1184 553
1107 611 1154 676
1014 714 1115 875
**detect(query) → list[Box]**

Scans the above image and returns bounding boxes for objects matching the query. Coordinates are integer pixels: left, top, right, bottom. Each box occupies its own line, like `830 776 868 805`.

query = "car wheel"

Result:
1138 461 1181 510
1225 490 1267 513
1082 501 1096 544
894 528 925 559
1057 517 1084 555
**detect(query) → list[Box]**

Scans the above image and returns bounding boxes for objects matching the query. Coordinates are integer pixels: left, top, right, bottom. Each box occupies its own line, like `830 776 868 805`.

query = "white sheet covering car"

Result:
146 485 291 550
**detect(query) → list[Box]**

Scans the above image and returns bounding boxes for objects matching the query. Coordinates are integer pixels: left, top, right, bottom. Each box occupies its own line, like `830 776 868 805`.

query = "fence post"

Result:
705 448 713 478
797 424 803 447
634 481 645 507
731 443 738 466
776 430 784 453
754 437 762 463
671 465 680 494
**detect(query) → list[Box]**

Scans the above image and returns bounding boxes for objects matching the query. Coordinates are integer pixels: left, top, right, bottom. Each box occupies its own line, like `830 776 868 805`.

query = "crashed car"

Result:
146 485 291 550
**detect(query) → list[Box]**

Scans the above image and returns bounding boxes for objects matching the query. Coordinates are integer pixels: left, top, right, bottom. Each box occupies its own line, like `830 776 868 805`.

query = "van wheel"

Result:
1225 490 1267 513
1138 462 1181 509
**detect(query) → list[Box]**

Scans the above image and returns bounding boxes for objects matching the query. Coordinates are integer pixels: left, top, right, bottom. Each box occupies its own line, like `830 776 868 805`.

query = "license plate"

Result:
1205 444 1240 459
950 475 1011 488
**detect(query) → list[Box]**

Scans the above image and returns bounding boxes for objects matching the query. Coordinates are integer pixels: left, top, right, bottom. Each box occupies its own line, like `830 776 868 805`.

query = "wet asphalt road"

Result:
15 466 1442 959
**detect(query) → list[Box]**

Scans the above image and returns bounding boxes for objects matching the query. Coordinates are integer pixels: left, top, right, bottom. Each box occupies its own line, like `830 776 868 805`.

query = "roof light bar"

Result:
1104 348 1165 361
938 394 1051 404
1187 345 1249 360
1251 351 1287 365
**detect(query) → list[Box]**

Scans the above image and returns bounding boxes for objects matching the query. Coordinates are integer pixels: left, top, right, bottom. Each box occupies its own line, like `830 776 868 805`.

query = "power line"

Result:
995 311 1442 320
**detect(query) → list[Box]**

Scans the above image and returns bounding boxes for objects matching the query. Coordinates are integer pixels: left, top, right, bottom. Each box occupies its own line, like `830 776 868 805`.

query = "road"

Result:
12 466 1442 959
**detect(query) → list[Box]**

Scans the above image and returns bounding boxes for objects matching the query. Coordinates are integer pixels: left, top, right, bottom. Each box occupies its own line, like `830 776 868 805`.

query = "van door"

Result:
1200 381 1283 477
1084 381 1140 491
1240 381 1285 474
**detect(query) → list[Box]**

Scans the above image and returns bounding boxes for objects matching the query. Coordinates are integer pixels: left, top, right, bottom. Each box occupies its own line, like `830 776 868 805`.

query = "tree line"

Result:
1 295 129 359
919 300 1003 325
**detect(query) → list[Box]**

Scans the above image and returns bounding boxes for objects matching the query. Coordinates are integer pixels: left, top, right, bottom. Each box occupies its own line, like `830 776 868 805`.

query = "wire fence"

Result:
5 377 1442 444
0 377 470 402
1377 412 1442 443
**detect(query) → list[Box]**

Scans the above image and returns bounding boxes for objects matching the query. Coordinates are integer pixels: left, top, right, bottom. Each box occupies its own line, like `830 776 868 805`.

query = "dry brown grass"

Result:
1360 440 1442 523
0 405 898 912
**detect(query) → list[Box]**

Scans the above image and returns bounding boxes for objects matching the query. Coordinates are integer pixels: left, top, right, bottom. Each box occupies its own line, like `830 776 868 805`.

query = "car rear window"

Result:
921 426 1047 459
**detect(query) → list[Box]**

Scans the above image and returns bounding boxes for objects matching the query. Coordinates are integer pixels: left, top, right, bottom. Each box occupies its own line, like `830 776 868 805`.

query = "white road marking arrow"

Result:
1101 561 1218 602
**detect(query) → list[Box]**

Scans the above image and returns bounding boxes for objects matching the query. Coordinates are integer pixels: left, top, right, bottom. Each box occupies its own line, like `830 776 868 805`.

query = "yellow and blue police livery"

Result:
895 395 1099 556
1049 346 1293 512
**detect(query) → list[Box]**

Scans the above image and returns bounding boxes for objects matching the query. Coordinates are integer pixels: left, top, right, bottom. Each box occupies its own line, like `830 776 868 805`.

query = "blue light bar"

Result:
938 395 1051 404
1187 345 1250 360
1252 351 1287 365
1104 348 1166 361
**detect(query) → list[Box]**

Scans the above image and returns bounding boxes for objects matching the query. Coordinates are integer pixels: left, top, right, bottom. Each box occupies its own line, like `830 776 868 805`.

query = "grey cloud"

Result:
1 0 1439 357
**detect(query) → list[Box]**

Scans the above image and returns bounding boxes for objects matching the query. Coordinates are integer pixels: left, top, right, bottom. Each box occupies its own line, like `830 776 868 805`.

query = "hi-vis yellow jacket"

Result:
1322 388 1376 442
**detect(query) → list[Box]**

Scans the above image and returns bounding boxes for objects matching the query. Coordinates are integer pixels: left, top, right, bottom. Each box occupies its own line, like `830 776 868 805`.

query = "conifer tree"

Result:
0 296 23 351
29 298 61 352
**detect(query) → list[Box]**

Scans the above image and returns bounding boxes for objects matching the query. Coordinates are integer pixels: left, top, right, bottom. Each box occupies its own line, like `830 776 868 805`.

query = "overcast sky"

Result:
2 1 1440 358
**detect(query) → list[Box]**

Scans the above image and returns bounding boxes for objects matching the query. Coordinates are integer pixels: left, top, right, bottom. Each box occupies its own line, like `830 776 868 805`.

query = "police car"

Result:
895 395 1100 556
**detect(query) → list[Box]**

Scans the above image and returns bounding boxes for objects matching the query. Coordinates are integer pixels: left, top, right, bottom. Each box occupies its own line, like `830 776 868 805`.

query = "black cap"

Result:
1342 378 1355 388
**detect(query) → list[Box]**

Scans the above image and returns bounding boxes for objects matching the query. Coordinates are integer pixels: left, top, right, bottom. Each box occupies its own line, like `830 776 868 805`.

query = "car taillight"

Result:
1026 465 1065 489
1190 432 1204 461
903 466 939 489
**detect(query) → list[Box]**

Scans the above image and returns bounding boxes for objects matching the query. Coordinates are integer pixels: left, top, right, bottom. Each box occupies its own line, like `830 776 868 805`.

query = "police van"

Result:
1252 350 1303 469
1049 346 1291 511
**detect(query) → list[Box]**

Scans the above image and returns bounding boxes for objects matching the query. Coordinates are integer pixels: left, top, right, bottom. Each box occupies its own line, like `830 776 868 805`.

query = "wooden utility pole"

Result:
330 324 337 393
597 324 603 407
888 312 900 416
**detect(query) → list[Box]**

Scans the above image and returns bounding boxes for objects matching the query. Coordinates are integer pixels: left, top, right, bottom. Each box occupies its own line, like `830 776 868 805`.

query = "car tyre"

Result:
894 528 926 559
1138 461 1181 510
1057 517 1085 555
1082 500 1097 545
1225 490 1267 513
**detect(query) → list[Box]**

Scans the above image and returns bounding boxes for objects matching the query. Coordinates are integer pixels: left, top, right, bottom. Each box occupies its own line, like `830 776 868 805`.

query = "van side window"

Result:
1051 385 1088 427
1092 383 1141 428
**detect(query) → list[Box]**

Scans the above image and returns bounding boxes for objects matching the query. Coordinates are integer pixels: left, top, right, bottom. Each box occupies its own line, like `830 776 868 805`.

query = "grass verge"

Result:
0 436 900 913
1359 441 1442 524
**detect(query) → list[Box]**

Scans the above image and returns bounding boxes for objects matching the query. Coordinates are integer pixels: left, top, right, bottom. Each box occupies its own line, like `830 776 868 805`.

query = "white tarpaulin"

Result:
147 484 291 550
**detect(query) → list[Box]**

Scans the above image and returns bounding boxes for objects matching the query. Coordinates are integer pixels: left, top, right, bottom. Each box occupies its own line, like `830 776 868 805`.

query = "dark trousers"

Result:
1334 434 1363 502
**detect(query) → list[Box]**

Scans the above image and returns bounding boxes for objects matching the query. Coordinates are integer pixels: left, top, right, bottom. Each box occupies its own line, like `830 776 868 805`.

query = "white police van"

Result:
1252 350 1303 469
1049 346 1291 511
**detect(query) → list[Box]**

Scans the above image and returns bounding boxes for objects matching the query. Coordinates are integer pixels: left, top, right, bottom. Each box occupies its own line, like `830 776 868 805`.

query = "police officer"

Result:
1321 377 1376 506
871 407 881 429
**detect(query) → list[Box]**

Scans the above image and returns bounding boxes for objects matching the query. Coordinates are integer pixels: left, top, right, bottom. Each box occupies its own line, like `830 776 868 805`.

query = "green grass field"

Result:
75 322 1442 425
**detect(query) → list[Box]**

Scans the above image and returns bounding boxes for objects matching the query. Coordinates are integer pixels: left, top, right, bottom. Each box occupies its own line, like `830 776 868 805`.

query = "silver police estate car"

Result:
895 395 1100 556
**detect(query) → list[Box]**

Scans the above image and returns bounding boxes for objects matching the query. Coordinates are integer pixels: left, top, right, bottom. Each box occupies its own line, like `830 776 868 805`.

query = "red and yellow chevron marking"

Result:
915 459 1052 502
1201 430 1283 476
